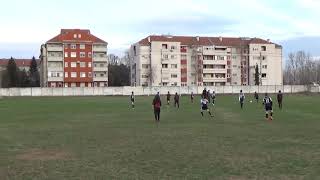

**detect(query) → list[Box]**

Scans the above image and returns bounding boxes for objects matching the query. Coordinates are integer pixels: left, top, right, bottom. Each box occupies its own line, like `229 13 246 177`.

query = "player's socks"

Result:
201 112 204 116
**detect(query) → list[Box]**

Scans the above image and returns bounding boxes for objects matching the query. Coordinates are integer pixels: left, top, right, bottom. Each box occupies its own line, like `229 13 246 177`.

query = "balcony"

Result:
48 77 63 82
203 77 227 82
93 46 107 52
48 56 63 62
203 60 215 65
48 66 63 72
181 68 187 74
203 69 227 74
93 56 108 62
47 45 63 52
93 77 108 81
162 76 170 82
202 49 215 55
93 66 108 72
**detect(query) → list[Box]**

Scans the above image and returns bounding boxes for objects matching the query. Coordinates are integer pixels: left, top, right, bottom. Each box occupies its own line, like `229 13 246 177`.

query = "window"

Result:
71 72 77 78
262 73 267 78
100 73 104 77
162 64 168 68
142 74 149 78
100 63 105 67
217 56 225 60
233 65 237 68
80 72 86 78
88 52 92 58
80 52 86 58
65 72 68 78
71 52 77 58
232 56 237 59
262 65 267 69
171 74 178 78
88 62 92 67
65 62 68 67
80 44 85 49
71 44 76 49
78 34 82 38
73 34 77 39
64 52 68 58
261 46 267 51
80 62 86 68
171 55 176 59
171 46 176 50
162 44 168 49
64 44 69 49
181 55 187 59
163 54 169 60
233 74 237 77
88 72 92 77
71 62 77 68
253 47 259 51
142 64 149 69
262 56 267 60
171 64 177 69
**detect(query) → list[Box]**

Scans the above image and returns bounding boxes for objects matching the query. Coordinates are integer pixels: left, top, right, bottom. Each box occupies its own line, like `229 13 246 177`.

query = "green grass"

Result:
0 94 320 180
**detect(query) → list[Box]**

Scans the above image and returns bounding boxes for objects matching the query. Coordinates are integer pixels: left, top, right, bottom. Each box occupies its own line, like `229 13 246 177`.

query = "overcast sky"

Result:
1 0 320 58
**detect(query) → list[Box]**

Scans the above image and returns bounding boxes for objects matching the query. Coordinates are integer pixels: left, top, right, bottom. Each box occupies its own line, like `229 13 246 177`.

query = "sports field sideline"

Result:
0 94 319 179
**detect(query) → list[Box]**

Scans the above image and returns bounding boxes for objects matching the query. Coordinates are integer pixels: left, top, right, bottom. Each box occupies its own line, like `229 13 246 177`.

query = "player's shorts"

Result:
202 105 209 111
265 105 273 113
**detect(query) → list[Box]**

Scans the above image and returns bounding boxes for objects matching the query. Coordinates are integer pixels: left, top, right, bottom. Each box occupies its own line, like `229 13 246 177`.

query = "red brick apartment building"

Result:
40 29 108 87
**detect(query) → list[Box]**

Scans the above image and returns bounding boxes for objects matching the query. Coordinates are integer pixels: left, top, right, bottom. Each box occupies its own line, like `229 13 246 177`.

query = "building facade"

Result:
40 29 108 87
129 35 283 86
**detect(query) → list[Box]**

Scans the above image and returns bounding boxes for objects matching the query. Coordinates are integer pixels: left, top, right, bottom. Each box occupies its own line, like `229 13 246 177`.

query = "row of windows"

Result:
65 43 85 50
65 52 92 58
162 64 178 69
65 62 92 68
49 71 107 78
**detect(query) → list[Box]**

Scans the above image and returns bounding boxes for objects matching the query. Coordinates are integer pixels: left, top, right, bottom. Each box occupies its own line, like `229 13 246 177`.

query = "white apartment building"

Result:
129 35 283 86
40 29 108 88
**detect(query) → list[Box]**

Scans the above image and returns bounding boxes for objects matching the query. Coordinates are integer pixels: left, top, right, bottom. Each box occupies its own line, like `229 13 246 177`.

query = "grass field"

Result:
0 94 320 180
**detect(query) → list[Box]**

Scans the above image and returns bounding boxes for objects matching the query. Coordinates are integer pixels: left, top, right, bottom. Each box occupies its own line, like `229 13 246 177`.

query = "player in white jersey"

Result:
200 97 213 118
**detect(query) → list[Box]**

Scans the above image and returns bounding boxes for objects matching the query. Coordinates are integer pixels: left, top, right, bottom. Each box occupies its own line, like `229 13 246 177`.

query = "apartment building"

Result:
129 35 282 86
40 29 108 87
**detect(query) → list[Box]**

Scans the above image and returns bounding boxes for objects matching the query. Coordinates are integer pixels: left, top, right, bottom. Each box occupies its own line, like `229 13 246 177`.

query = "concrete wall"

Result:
0 85 317 97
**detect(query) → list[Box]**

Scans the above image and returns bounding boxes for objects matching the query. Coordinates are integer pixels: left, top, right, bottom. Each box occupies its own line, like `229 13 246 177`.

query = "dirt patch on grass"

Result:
16 149 72 161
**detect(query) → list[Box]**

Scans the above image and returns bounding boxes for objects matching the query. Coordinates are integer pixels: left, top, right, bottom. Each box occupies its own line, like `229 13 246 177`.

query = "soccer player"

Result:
130 91 135 109
191 92 195 103
211 90 216 106
254 91 259 103
152 94 162 123
277 90 283 110
263 93 273 121
207 90 211 103
202 88 207 98
174 92 180 108
239 90 245 109
200 97 214 117
166 91 171 106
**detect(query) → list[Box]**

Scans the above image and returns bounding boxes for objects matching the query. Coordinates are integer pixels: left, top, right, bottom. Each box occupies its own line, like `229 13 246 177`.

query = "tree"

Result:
254 64 259 85
29 56 40 87
108 64 130 86
19 69 29 87
6 57 18 87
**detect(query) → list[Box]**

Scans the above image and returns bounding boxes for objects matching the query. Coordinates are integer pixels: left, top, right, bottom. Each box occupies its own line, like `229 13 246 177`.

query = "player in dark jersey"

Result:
191 92 195 103
200 97 213 118
152 94 162 123
202 88 207 98
130 91 135 109
166 91 171 106
207 90 211 103
254 91 259 103
263 93 273 121
211 90 216 106
174 92 180 108
239 90 245 109
277 90 283 110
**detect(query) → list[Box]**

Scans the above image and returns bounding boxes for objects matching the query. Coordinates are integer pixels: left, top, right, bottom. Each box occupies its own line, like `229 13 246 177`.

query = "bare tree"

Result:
284 51 320 85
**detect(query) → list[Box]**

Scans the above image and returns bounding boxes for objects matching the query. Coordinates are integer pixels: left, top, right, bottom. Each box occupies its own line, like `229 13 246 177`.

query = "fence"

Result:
0 85 318 97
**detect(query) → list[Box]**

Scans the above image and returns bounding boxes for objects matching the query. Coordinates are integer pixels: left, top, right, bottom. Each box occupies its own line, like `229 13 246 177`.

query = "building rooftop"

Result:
47 29 107 44
0 58 40 67
138 35 281 48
